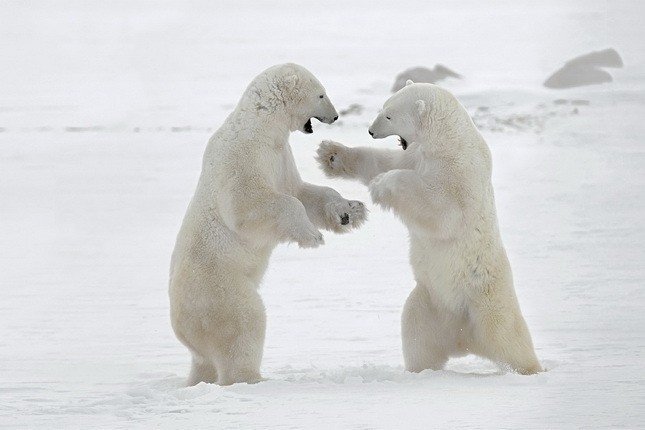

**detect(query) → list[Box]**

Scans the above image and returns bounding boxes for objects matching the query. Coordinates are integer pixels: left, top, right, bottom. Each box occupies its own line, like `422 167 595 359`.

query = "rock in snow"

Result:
392 65 462 92
543 48 623 89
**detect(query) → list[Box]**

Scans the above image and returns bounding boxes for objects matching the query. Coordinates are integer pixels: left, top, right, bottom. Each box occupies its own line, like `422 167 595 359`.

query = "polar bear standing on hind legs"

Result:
317 81 541 374
169 64 366 386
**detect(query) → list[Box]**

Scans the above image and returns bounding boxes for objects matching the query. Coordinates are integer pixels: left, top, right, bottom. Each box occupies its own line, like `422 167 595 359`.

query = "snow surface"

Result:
1 1 644 428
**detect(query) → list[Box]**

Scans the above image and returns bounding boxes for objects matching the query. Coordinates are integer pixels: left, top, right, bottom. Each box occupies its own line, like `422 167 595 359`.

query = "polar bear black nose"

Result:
333 115 338 121
368 130 374 136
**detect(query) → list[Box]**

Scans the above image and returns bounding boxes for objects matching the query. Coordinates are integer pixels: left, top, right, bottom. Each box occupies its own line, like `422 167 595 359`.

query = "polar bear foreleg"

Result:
297 182 366 233
369 169 462 239
317 140 402 185
224 186 325 248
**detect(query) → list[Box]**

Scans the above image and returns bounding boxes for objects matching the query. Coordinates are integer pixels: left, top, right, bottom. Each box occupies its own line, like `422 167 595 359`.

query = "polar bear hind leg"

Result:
187 355 218 385
468 301 542 375
213 288 267 386
402 284 466 372
175 283 266 386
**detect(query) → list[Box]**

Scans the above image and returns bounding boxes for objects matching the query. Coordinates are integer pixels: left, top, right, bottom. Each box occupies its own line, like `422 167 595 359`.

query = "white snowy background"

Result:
1 1 643 428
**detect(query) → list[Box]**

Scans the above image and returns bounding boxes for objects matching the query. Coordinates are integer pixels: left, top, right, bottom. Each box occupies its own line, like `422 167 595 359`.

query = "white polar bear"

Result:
317 81 541 375
169 64 366 386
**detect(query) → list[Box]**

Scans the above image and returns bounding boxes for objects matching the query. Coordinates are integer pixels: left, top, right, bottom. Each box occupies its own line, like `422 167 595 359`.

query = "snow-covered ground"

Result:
1 1 644 428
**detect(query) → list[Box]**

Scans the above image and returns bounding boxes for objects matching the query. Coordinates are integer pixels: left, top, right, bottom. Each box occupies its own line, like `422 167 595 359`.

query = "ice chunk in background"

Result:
391 65 462 92
543 48 623 89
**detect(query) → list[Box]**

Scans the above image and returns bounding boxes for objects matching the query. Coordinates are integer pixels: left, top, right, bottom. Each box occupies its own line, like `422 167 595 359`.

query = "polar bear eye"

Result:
319 95 324 99
386 116 391 120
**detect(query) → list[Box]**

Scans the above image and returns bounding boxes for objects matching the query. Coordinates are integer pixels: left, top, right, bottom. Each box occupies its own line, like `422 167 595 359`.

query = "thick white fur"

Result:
169 64 366 386
317 83 541 374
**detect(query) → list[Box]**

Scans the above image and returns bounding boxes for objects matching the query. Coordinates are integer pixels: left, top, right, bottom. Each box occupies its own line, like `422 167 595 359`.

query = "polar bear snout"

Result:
367 127 387 140
303 114 338 134
368 116 389 139
315 96 339 125
303 104 338 133
368 127 384 138
315 115 339 125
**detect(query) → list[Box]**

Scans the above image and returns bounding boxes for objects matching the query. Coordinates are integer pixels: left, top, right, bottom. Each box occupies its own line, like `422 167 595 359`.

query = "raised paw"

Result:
316 140 354 178
345 200 367 229
294 224 325 249
324 199 367 233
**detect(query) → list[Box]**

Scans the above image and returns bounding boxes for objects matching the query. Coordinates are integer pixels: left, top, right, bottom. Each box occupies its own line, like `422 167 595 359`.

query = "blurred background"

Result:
2 0 643 129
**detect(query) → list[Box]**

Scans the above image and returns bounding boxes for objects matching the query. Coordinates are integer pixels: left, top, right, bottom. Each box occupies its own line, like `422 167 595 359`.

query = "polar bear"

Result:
316 81 541 374
169 64 366 386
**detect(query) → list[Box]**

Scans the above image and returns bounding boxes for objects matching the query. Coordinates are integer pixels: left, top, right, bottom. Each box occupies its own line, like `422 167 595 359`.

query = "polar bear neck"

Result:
231 105 291 143
223 79 298 145
225 100 292 146
417 100 484 159
244 75 295 117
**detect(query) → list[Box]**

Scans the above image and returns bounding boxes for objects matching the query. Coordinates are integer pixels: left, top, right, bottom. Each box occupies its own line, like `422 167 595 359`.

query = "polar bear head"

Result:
368 80 469 150
245 63 338 134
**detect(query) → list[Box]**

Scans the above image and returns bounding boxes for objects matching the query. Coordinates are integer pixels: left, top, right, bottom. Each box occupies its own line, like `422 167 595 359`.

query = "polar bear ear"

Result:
416 100 426 115
405 79 414 86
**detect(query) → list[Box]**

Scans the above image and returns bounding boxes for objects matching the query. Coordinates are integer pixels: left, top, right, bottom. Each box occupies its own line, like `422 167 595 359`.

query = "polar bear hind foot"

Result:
217 370 265 386
187 356 218 386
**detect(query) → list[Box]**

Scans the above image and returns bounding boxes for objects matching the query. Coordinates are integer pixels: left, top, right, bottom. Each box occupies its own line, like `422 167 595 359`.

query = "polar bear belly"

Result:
409 236 473 311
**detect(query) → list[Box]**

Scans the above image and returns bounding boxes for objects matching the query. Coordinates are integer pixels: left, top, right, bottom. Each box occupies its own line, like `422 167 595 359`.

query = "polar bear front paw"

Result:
316 140 354 178
325 199 367 233
294 224 325 249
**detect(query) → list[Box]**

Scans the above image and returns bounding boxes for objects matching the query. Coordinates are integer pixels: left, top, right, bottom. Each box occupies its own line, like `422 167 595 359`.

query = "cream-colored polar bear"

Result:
317 81 541 374
170 64 366 386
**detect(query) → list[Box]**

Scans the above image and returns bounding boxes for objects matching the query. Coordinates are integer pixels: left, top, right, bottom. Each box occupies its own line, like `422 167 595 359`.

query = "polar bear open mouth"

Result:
303 118 314 134
398 136 408 150
303 117 324 134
